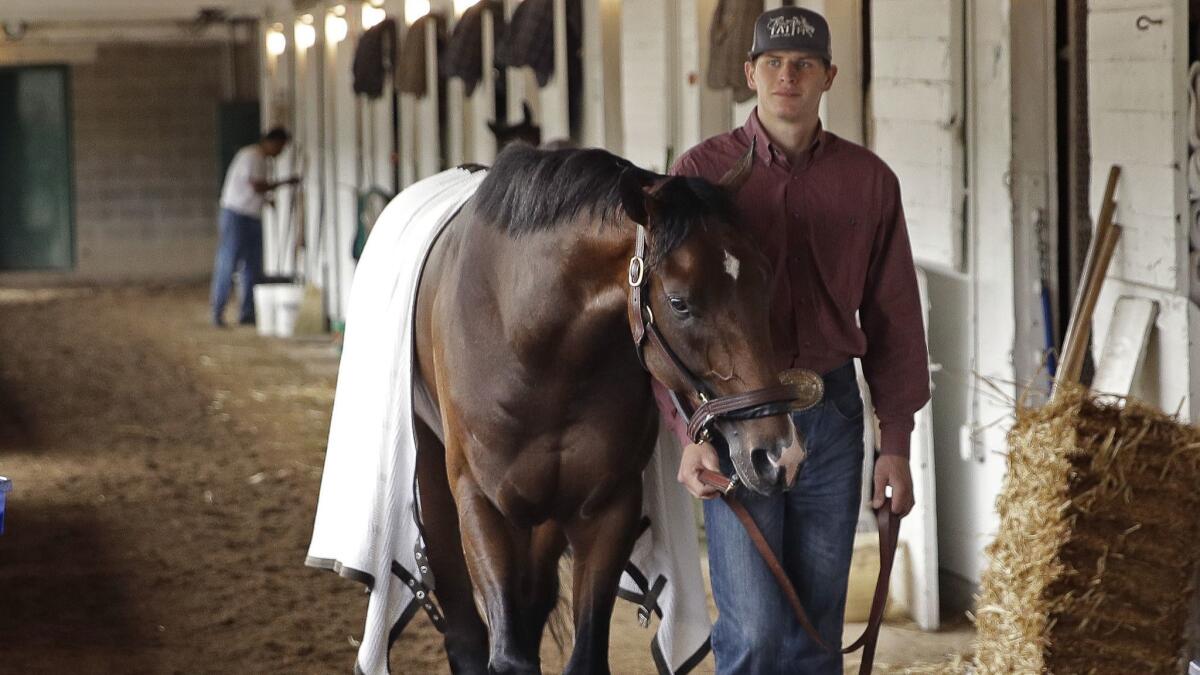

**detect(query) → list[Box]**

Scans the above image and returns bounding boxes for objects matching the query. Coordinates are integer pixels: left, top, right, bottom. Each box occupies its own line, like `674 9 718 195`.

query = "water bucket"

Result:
274 284 304 338
253 284 278 337
0 476 11 535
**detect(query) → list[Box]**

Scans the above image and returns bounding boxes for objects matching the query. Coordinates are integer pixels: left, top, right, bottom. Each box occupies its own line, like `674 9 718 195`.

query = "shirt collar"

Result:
743 108 827 168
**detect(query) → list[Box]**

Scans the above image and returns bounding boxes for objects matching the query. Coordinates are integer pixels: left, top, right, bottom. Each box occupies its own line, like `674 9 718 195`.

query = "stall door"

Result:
0 65 73 270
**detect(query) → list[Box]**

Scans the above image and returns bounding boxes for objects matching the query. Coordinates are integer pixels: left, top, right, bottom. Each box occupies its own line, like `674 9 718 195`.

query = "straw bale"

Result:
965 385 1200 674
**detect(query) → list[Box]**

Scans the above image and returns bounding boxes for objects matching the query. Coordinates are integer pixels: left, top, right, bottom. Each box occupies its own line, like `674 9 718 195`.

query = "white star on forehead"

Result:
723 250 741 282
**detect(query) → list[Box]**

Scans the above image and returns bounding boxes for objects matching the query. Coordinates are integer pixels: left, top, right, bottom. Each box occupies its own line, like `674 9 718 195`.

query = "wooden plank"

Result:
1093 296 1159 396
1057 222 1123 390
1057 167 1122 389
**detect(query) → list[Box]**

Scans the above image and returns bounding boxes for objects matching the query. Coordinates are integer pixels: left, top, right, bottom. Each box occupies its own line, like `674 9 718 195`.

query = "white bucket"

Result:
273 284 304 338
252 284 278 337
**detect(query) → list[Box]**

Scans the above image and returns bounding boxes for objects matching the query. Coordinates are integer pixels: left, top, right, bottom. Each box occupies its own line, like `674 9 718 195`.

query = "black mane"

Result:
471 144 737 265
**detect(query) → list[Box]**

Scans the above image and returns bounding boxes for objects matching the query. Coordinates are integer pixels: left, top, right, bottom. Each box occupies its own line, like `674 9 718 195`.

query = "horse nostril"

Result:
750 447 780 483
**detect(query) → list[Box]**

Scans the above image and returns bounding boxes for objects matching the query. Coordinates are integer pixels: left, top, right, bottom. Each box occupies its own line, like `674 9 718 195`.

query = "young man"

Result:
210 127 299 327
663 7 931 673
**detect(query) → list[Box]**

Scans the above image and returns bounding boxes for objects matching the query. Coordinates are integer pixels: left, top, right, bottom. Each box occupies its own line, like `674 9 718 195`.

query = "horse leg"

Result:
414 418 489 675
452 471 539 675
516 522 568 662
562 487 643 675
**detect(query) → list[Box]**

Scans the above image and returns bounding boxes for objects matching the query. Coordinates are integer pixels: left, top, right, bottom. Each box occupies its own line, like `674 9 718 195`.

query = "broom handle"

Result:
1056 223 1121 392
1056 166 1120 391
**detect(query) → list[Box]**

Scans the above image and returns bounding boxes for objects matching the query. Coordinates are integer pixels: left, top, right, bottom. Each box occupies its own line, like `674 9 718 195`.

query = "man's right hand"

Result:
677 441 721 499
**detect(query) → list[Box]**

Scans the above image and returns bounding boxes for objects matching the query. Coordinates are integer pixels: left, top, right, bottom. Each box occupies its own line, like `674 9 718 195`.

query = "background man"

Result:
210 126 298 327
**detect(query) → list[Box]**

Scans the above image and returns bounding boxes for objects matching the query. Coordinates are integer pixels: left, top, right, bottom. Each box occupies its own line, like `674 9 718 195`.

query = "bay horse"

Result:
412 143 803 674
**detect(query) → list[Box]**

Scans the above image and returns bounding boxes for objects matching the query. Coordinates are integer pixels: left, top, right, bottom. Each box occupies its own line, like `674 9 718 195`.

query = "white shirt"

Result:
220 144 267 217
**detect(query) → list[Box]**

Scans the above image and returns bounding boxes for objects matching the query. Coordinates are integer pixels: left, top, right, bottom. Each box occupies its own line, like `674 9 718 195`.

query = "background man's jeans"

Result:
703 361 865 674
210 208 263 325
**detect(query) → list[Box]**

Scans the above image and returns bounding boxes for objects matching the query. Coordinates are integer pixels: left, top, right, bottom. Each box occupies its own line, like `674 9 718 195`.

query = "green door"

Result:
0 66 73 270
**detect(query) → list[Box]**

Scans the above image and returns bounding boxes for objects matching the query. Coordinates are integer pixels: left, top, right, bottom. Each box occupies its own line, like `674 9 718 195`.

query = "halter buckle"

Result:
628 256 646 288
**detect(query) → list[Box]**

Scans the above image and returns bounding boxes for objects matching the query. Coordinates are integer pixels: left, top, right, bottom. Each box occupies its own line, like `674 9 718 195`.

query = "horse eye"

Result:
667 296 690 316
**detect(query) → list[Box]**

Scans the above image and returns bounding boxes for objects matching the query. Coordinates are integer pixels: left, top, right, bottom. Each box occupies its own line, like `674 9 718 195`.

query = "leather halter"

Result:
626 224 822 444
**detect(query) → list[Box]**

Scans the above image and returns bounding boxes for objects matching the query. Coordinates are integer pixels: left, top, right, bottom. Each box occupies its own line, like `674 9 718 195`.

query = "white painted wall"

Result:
620 0 673 170
870 0 1019 610
1087 0 1195 418
870 0 965 272
580 0 623 149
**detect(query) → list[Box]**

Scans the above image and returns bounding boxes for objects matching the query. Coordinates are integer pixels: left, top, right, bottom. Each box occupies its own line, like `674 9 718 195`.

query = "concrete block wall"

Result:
870 0 964 272
70 43 227 282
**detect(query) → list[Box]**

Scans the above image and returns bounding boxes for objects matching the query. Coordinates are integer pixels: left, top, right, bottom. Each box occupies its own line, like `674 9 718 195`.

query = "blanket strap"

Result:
637 575 668 628
391 559 446 632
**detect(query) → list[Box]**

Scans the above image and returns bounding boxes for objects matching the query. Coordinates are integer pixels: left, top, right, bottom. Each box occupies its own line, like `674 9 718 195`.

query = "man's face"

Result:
744 50 837 125
263 139 286 157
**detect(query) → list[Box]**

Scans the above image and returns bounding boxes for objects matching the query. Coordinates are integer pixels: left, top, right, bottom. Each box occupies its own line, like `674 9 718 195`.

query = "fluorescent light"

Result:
454 0 480 15
295 21 316 50
362 4 387 29
405 0 430 24
325 12 348 43
266 30 287 56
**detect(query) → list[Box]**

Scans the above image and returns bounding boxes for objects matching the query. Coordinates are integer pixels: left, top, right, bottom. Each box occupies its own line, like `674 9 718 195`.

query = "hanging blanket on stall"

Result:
396 13 446 97
440 0 504 96
353 18 397 98
706 0 762 103
495 0 581 87
306 167 712 675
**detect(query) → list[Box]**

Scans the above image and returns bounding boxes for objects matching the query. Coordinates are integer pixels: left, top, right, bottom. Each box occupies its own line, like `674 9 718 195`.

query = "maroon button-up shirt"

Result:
664 110 930 457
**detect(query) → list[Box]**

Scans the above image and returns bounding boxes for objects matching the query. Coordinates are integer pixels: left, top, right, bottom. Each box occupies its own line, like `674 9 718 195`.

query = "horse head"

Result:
619 140 807 496
487 101 542 150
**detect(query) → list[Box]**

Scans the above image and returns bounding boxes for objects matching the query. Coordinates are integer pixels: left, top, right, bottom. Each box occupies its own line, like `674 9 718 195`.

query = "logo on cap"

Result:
767 15 816 39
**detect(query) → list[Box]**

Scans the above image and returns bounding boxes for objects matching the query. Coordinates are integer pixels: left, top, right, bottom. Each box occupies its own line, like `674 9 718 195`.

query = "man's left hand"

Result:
872 454 914 517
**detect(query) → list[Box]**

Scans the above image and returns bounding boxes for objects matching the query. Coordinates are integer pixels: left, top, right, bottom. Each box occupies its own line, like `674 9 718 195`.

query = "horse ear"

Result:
718 136 756 194
619 168 652 226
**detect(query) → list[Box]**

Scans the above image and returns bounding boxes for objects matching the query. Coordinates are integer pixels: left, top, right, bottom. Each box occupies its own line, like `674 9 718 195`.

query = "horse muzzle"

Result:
727 425 807 496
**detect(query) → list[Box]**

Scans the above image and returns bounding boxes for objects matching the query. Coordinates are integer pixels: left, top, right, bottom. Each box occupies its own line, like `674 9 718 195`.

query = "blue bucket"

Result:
0 477 10 534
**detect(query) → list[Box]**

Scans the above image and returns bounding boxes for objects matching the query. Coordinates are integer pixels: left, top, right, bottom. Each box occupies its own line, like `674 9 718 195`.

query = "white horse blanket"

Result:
306 168 711 674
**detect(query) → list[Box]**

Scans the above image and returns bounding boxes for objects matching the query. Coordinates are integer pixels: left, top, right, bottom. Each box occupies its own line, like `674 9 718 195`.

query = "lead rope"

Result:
696 467 900 675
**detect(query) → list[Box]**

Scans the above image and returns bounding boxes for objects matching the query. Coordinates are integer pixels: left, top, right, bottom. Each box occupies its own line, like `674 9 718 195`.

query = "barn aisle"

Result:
0 285 377 674
0 284 969 674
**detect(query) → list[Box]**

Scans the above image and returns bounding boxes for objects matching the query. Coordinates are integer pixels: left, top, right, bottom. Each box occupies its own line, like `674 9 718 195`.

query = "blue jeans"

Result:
703 361 865 674
209 208 263 324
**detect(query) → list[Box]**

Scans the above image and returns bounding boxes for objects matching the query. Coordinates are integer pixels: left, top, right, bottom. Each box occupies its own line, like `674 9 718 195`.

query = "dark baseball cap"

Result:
748 6 832 62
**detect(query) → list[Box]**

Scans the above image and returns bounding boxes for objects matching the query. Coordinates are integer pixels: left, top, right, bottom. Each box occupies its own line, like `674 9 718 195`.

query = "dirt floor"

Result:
0 284 971 674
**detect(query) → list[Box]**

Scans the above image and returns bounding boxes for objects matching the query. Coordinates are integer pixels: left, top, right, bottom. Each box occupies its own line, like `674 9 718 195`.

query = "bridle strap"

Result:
626 224 817 442
699 468 900 675
687 384 816 443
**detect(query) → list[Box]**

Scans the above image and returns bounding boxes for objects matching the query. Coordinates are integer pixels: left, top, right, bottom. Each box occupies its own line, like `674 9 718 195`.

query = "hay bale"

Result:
969 386 1200 674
